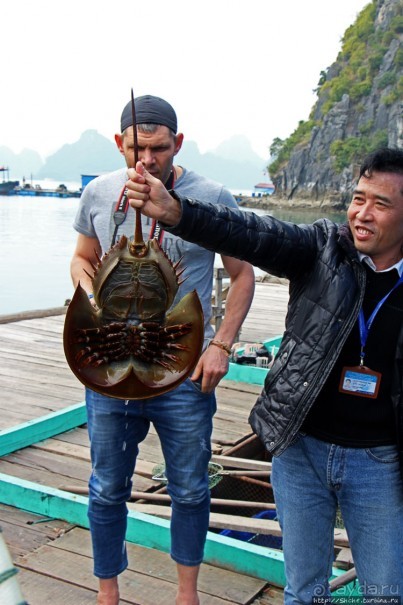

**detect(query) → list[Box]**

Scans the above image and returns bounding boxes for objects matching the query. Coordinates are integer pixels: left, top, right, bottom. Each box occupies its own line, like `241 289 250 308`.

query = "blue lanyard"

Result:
358 272 403 365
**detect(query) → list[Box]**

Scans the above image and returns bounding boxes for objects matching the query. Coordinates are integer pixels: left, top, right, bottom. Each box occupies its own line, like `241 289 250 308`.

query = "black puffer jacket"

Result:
168 194 403 473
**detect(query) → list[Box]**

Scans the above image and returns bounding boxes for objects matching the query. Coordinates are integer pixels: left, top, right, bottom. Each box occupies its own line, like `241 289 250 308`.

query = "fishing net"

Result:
152 461 224 490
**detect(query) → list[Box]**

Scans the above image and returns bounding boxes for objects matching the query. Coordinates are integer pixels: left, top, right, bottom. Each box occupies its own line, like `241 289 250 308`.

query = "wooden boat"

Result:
0 290 357 600
0 340 356 597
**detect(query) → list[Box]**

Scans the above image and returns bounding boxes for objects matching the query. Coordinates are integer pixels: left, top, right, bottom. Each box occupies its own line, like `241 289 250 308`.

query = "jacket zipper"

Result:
274 259 367 453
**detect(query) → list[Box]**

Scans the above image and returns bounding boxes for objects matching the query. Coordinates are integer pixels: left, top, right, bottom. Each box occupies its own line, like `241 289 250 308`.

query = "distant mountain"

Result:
35 130 123 180
0 146 43 181
178 136 268 190
213 135 266 163
0 130 269 190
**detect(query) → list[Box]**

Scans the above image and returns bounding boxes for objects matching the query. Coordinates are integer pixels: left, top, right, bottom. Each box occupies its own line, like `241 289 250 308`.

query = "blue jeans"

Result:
86 380 216 578
271 433 403 604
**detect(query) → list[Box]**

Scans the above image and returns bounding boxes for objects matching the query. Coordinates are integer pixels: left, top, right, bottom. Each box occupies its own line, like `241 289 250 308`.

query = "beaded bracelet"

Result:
208 339 232 356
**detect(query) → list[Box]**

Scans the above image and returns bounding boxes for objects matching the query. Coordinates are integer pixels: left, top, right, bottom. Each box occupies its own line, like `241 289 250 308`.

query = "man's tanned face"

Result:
347 170 403 270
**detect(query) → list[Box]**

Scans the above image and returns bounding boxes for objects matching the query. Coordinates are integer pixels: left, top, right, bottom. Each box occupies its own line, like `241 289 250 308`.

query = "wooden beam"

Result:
0 306 67 324
130 503 281 534
59 485 276 510
0 403 87 456
130 504 349 547
211 455 272 472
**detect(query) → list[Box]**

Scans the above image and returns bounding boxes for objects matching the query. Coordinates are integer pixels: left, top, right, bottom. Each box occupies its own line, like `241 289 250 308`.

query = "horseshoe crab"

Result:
63 233 204 399
63 89 204 399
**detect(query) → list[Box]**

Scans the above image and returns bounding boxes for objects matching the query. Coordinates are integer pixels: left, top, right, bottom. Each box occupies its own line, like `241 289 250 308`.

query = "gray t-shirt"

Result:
73 167 238 339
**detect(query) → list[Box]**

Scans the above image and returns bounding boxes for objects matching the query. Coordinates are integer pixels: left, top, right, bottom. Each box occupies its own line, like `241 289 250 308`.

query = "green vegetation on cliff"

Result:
269 119 318 176
269 0 402 179
268 120 317 178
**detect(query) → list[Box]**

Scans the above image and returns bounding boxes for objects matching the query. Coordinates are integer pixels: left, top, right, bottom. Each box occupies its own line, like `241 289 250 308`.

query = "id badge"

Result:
339 366 381 399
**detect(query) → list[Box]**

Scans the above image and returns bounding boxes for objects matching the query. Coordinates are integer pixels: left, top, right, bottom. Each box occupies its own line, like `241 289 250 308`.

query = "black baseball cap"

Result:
120 95 177 133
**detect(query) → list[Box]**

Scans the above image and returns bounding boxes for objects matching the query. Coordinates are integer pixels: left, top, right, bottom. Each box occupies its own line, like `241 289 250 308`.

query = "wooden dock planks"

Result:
0 282 288 431
17 528 267 605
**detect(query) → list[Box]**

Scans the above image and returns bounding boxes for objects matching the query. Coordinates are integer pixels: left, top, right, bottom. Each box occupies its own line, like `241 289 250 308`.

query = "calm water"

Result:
0 196 80 314
0 193 346 315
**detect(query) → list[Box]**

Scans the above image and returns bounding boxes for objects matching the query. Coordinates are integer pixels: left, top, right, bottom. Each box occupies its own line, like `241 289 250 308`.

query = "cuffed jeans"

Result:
86 380 216 578
271 433 403 604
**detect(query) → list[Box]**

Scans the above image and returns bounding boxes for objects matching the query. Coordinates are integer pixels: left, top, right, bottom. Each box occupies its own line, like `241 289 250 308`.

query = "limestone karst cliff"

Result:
269 0 402 208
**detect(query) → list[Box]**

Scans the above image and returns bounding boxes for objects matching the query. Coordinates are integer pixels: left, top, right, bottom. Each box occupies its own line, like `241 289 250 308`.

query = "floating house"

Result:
253 182 275 196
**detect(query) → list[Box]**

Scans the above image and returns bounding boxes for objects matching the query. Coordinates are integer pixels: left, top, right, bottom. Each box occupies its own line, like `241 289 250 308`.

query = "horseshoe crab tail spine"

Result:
130 88 147 257
131 88 139 166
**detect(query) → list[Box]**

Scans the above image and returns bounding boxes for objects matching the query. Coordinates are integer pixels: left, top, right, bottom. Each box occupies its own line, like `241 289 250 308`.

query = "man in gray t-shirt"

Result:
70 94 254 605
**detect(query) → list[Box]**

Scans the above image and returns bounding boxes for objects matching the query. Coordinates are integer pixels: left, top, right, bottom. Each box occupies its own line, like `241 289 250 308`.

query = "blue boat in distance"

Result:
0 168 81 198
11 183 81 198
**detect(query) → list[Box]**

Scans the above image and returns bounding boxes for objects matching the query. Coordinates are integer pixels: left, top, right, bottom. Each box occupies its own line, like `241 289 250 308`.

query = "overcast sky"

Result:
2 0 369 161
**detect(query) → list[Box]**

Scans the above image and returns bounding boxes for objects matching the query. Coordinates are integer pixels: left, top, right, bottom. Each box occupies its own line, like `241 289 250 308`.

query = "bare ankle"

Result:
176 563 200 605
97 577 119 605
97 592 119 605
175 592 199 605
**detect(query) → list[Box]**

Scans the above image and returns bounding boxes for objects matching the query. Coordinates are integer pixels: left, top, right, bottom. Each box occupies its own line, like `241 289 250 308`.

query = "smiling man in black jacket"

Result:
126 147 403 603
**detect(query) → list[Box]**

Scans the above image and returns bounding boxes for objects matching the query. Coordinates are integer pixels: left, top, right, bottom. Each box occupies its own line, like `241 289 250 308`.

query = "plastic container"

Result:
220 509 282 549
